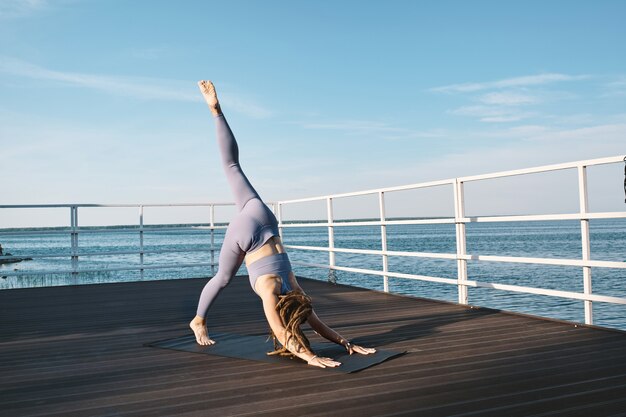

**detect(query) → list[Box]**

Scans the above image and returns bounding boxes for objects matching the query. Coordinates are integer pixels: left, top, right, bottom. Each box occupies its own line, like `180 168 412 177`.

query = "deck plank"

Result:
1 276 625 417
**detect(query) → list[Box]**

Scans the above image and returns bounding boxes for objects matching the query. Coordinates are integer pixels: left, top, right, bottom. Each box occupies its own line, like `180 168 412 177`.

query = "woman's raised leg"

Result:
190 81 261 345
199 80 260 211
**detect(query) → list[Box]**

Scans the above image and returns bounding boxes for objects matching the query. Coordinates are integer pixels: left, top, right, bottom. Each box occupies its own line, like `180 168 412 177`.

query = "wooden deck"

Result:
1 276 626 417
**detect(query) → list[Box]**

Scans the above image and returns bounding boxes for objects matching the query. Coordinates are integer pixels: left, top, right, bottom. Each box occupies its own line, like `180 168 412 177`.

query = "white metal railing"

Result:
276 155 626 326
1 155 625 326
0 203 247 281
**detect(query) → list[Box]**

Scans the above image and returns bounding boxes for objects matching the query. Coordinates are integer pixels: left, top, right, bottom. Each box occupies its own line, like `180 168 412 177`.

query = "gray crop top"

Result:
247 253 293 295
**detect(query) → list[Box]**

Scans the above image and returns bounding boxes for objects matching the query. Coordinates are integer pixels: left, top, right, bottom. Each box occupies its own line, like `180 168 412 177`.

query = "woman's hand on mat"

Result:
346 343 376 355
307 355 341 368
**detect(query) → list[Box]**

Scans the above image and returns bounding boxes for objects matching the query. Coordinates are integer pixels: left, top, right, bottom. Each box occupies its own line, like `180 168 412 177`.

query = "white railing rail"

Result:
276 155 626 326
0 202 249 280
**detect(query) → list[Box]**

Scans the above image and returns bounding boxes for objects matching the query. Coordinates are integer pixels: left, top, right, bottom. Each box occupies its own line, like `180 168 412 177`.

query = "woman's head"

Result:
268 290 313 356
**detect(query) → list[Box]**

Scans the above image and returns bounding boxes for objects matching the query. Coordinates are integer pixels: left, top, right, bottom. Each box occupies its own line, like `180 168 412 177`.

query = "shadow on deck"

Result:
1 276 626 417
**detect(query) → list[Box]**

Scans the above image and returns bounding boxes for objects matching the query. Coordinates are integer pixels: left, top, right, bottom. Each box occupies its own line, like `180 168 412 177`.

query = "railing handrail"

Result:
0 202 243 209
277 154 624 204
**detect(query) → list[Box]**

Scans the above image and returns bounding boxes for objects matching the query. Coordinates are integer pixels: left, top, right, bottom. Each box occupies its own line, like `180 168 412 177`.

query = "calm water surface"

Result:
1 219 624 330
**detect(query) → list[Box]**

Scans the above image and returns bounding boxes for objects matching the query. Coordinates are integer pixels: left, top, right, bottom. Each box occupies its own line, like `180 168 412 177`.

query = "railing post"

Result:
276 203 284 242
139 205 144 280
70 206 79 282
210 204 215 276
379 191 389 292
578 165 593 324
454 180 468 305
326 197 336 283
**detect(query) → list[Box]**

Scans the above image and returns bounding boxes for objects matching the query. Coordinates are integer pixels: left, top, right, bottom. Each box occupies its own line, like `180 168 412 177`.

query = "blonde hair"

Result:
267 290 313 356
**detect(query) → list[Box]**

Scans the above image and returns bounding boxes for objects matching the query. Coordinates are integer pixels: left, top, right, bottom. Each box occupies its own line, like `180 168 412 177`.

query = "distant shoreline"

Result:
0 216 604 233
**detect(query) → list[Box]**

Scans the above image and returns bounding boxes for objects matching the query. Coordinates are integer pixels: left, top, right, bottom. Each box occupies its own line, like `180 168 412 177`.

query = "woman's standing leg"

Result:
190 230 245 345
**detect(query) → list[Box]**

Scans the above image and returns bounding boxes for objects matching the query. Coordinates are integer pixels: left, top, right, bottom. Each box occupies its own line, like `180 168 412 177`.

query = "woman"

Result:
190 81 375 368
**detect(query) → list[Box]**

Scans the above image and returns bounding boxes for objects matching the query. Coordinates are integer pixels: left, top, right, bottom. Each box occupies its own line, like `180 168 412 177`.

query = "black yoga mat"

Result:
146 332 405 373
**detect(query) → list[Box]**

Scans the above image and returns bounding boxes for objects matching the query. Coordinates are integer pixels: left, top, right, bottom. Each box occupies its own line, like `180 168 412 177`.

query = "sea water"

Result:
1 219 624 330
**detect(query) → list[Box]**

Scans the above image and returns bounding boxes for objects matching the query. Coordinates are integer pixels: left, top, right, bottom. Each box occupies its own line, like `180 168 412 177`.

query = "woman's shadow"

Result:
331 298 501 349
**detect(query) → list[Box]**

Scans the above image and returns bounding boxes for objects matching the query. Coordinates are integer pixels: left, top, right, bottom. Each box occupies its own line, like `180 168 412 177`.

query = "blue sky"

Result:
1 0 625 226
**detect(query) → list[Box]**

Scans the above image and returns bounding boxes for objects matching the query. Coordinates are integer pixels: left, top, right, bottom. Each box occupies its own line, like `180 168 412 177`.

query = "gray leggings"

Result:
196 114 280 318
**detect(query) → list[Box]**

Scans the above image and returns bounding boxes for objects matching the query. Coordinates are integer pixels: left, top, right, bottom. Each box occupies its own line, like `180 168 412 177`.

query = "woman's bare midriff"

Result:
245 236 285 267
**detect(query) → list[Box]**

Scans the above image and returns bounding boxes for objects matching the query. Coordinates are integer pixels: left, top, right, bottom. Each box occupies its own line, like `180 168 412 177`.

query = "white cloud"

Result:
479 91 538 106
431 73 589 93
224 95 273 119
0 56 273 118
431 73 591 124
609 113 626 123
298 119 443 139
521 123 626 144
302 120 400 132
0 0 48 18
544 113 597 125
601 78 626 97
488 124 551 137
0 56 199 100
451 105 535 123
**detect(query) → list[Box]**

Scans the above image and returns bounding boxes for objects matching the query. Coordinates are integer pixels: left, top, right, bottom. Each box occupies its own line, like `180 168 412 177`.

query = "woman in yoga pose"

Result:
190 81 375 368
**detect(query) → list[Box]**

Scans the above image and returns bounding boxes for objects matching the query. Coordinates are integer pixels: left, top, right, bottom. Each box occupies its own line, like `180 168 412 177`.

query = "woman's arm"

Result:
307 310 376 355
257 278 340 368
307 310 348 347
288 272 376 355
286 275 347 346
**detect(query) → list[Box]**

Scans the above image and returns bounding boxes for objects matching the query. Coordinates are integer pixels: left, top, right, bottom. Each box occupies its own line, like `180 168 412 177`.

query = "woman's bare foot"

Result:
198 80 222 116
190 316 215 346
